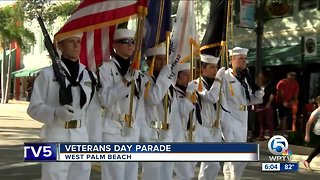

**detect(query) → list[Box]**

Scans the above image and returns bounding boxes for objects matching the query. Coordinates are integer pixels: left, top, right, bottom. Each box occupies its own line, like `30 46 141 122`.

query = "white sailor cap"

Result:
113 29 136 40
178 63 190 72
200 54 219 64
228 47 249 56
145 43 166 57
57 33 83 43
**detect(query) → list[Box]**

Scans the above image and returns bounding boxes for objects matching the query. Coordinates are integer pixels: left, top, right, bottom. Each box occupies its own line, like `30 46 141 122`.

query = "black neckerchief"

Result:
113 54 142 99
114 54 130 76
235 68 251 102
61 56 79 83
61 56 87 109
202 76 214 91
176 84 187 93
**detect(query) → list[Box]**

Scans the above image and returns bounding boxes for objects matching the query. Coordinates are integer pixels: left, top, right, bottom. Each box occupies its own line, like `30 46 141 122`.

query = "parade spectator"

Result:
256 68 275 140
276 70 299 137
25 78 34 101
304 96 320 171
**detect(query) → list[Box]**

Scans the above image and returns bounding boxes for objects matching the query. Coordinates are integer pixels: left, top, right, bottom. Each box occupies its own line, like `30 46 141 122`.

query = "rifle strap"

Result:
86 69 97 104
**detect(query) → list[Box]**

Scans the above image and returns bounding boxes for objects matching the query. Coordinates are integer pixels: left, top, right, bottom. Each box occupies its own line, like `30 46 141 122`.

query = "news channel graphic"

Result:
261 162 299 172
260 135 299 172
23 143 57 161
24 143 260 162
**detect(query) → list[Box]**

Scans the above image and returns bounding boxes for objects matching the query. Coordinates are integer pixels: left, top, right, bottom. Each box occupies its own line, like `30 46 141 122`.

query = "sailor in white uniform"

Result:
27 33 100 180
196 54 232 180
171 63 201 180
222 47 264 180
140 43 178 180
98 29 146 180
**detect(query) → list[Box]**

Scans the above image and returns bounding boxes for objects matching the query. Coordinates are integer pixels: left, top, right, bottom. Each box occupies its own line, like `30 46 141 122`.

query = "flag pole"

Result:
188 43 196 141
143 0 171 131
127 5 147 128
162 32 171 130
214 0 232 128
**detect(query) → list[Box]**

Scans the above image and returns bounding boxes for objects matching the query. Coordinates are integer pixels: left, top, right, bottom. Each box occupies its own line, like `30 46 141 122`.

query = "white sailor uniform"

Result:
172 84 202 180
98 57 146 180
197 76 232 180
222 68 263 180
141 64 176 180
27 62 100 180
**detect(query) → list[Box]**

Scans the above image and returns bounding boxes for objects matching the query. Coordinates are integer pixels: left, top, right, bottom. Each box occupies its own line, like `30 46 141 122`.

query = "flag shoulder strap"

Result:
86 68 97 104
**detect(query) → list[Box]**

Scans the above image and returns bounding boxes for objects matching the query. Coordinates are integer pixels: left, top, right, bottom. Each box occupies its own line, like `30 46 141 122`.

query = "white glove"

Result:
159 64 172 78
124 68 139 82
55 105 74 121
215 67 226 80
255 90 265 99
186 81 198 93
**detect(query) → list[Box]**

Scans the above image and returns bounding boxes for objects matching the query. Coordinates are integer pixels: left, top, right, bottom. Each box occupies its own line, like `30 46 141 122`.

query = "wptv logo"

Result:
268 135 292 161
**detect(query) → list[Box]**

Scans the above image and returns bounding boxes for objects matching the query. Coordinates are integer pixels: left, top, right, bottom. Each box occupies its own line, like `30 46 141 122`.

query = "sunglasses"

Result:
116 39 135 45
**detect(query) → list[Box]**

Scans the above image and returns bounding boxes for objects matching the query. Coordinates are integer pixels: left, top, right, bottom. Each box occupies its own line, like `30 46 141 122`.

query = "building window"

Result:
299 0 317 10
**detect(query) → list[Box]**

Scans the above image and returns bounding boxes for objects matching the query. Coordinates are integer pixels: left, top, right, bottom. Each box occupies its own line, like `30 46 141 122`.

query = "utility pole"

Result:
255 0 267 77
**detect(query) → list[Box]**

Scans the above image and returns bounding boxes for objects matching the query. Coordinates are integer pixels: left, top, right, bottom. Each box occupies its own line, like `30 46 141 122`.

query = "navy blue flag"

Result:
200 0 228 57
143 0 172 49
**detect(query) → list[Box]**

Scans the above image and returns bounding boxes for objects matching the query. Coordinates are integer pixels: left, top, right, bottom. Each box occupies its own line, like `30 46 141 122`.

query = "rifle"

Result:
37 15 72 106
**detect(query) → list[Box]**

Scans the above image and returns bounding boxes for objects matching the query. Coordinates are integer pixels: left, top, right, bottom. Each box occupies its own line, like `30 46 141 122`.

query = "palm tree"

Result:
0 4 35 103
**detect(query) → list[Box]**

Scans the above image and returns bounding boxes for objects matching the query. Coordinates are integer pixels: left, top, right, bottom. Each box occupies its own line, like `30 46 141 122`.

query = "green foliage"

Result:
43 1 79 26
0 4 35 52
18 0 79 29
18 0 51 20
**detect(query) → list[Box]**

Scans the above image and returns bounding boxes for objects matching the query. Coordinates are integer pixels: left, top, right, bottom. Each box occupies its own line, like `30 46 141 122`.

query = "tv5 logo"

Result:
24 143 57 161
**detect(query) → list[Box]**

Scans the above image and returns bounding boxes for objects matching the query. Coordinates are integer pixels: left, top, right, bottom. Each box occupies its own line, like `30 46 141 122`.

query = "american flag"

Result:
54 0 148 72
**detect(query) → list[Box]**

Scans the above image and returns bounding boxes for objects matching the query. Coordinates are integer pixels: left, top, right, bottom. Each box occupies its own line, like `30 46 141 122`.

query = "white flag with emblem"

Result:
169 0 200 65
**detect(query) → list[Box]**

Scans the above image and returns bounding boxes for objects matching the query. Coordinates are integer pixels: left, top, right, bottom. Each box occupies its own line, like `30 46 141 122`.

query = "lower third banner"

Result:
24 143 259 162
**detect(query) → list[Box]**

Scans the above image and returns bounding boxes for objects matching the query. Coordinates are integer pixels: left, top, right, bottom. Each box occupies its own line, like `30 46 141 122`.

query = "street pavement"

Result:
0 101 320 180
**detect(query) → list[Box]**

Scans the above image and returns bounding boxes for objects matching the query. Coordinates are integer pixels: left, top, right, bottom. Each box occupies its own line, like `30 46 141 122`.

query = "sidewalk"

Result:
0 101 42 146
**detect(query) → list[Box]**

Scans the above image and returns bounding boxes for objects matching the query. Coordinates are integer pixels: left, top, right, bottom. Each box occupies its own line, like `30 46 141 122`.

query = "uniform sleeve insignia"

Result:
84 81 92 87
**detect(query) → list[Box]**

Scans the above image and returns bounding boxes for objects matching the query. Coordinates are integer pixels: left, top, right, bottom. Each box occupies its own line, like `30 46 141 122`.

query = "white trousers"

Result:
174 162 197 180
141 161 174 180
198 126 222 180
173 128 202 180
141 129 174 180
223 117 248 180
101 130 139 180
41 162 91 180
223 162 248 180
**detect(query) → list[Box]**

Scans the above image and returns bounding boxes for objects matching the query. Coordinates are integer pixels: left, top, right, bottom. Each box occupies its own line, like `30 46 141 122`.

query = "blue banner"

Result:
24 143 57 161
143 0 172 49
59 143 258 153
280 162 299 172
